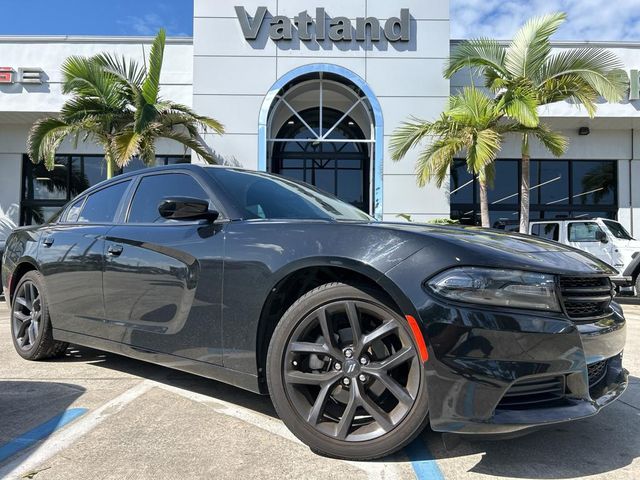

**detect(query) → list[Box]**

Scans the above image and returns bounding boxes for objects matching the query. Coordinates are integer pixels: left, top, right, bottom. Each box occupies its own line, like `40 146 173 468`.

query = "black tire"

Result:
10 271 68 360
267 282 429 460
635 276 640 298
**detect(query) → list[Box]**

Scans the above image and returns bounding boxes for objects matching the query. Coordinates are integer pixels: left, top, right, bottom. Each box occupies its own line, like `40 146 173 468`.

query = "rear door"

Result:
567 221 617 265
102 171 225 365
38 180 132 336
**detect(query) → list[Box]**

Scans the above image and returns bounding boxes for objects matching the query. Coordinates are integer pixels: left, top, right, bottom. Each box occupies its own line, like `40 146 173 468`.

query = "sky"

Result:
0 0 639 41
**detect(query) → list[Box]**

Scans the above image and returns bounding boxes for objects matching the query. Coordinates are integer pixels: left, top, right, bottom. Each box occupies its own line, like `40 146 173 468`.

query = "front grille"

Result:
497 376 566 410
559 276 613 321
587 360 608 388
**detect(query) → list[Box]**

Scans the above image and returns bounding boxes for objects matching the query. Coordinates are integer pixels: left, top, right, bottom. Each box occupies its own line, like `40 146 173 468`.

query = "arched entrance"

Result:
271 107 370 212
259 64 383 218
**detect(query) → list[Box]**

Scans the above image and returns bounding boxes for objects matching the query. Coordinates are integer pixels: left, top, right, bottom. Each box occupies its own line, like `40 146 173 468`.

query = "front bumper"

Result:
421 301 628 435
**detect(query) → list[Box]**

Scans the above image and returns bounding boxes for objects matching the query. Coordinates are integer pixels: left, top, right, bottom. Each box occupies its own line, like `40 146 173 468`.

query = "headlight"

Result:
427 267 560 311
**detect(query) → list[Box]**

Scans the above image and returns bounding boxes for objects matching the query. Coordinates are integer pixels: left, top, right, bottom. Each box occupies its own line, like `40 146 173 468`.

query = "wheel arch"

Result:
7 258 39 304
254 257 418 393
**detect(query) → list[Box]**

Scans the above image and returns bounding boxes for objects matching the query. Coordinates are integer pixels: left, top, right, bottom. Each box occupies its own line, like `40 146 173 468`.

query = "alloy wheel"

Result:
12 281 42 351
283 300 421 442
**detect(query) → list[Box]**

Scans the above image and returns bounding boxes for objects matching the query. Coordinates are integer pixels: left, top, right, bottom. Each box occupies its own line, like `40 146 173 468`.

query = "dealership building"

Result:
2 0 640 246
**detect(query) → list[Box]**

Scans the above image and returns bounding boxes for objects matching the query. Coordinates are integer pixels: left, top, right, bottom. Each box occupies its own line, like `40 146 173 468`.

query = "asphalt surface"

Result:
0 299 638 480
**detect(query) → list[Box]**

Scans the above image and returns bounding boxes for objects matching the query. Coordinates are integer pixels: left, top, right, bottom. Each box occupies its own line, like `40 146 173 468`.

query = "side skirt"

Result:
53 328 263 394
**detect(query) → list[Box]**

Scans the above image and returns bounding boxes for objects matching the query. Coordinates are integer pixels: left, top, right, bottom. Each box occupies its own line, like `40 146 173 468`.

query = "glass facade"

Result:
271 108 370 212
450 159 618 230
20 154 191 226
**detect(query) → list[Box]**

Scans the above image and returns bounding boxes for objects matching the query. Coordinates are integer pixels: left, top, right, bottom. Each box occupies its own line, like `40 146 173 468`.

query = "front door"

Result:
567 221 617 266
102 172 224 365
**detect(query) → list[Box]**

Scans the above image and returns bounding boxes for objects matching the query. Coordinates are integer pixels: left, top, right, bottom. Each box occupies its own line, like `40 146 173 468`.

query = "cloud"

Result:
451 0 640 41
119 13 166 36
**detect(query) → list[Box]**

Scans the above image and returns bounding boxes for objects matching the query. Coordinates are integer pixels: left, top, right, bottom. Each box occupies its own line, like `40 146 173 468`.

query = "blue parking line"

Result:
0 408 88 463
405 437 445 480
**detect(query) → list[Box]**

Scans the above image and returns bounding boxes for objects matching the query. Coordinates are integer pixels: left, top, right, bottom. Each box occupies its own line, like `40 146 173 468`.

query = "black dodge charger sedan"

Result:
2 165 628 460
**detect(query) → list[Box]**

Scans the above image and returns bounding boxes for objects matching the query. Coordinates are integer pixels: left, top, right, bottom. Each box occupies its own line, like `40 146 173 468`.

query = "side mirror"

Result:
596 230 609 244
158 197 219 222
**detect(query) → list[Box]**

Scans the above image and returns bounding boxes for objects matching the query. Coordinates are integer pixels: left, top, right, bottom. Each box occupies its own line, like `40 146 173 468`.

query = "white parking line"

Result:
155 382 407 480
0 378 408 480
0 380 154 480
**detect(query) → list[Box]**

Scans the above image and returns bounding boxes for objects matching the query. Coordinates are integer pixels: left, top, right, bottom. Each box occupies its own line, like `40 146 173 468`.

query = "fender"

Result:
622 253 640 278
264 255 420 319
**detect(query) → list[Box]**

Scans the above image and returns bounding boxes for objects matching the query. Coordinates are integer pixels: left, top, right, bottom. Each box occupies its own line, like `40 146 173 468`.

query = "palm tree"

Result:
28 29 224 178
390 88 505 227
444 12 628 233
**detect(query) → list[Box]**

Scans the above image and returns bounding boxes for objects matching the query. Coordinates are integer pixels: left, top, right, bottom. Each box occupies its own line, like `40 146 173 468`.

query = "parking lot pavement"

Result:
0 300 638 480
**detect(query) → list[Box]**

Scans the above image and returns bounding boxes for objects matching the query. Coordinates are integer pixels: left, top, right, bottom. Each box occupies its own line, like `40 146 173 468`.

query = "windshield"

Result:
603 220 634 240
207 168 374 222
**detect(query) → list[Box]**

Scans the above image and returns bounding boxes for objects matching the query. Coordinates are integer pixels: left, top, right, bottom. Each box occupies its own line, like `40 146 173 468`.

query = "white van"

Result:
529 218 640 296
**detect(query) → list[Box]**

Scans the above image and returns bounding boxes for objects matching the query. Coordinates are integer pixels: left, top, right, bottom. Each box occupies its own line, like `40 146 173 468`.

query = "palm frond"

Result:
390 117 435 162
112 130 143 167
448 87 499 127
159 102 225 134
540 48 628 103
27 117 83 169
141 29 166 104
467 128 502 173
531 124 568 157
159 129 216 164
445 39 507 79
134 103 159 134
61 56 126 108
500 86 540 127
92 52 147 86
504 12 566 77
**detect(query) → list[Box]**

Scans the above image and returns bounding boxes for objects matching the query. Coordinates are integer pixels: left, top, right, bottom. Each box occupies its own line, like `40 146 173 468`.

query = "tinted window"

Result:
450 160 475 204
532 160 569 205
603 220 633 240
64 198 85 223
488 160 518 205
531 223 559 241
128 173 208 224
568 222 604 242
78 181 130 224
208 168 373 221
572 161 615 205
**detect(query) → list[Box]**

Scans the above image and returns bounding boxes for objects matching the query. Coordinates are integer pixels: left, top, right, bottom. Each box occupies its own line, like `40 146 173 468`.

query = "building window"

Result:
20 154 190 226
450 159 618 230
271 108 369 212
265 72 376 214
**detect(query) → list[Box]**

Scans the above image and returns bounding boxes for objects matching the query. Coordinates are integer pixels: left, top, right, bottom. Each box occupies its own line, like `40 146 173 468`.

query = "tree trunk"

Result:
519 134 531 234
106 156 115 179
479 177 490 228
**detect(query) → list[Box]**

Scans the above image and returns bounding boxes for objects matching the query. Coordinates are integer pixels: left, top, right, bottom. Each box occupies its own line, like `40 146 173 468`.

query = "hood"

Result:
370 222 618 276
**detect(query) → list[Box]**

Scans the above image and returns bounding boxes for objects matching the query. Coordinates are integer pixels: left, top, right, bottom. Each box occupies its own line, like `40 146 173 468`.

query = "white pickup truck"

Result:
529 218 640 296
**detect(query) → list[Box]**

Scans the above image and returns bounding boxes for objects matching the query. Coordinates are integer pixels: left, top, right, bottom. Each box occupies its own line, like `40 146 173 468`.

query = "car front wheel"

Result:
267 282 429 460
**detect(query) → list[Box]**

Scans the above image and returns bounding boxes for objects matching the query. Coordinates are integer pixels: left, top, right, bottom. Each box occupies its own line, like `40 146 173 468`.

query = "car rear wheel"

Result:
11 271 68 360
267 283 429 460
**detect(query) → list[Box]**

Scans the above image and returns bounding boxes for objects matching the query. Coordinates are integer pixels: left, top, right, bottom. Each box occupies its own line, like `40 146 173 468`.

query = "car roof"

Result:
530 218 608 224
77 164 247 198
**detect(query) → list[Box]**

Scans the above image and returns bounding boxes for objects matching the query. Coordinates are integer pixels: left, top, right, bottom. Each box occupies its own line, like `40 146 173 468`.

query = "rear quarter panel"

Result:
1 227 42 301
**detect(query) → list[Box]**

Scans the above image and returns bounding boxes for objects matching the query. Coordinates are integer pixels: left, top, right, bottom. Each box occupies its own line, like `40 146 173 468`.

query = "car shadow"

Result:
0 380 86 465
40 345 640 475
52 344 278 418
406 375 640 478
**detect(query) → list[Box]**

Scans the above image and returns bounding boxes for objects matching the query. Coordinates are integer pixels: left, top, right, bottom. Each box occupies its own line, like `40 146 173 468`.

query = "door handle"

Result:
107 244 124 256
43 236 54 247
